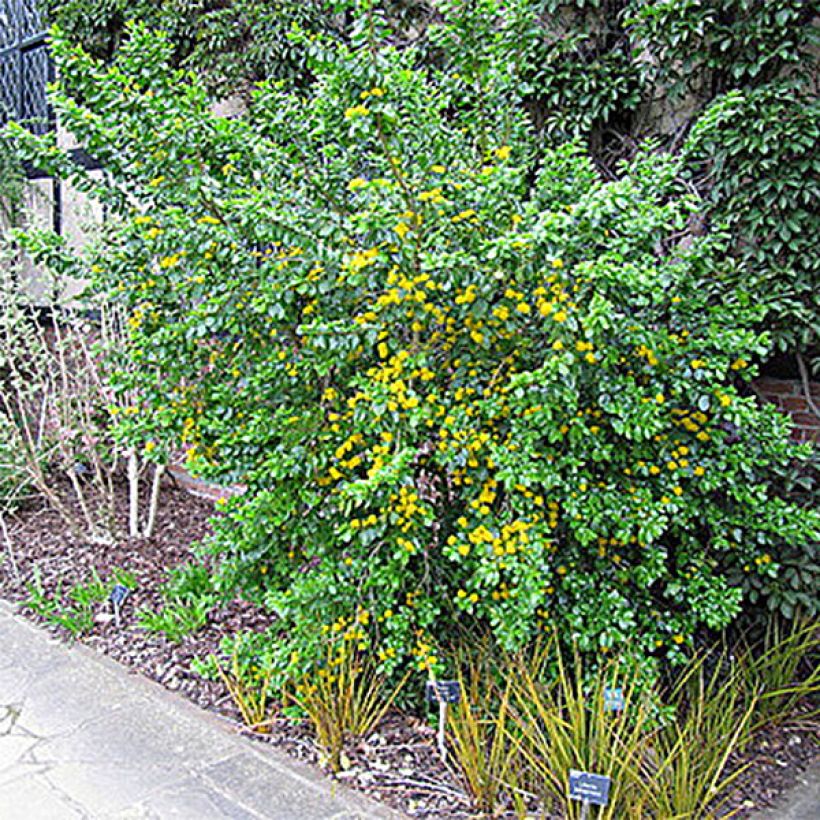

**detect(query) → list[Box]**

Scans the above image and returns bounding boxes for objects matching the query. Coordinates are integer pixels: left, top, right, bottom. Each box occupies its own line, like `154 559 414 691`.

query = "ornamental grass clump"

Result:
444 639 523 816
7 0 818 691
504 641 654 818
443 637 787 817
287 635 408 772
646 651 758 819
210 648 274 733
736 618 820 732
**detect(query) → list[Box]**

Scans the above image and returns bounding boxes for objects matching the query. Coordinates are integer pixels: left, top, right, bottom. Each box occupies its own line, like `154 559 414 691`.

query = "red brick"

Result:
754 379 795 395
780 396 809 413
790 413 820 428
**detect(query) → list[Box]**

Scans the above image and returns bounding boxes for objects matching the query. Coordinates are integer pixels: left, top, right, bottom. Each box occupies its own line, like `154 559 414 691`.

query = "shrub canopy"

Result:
8 5 818 685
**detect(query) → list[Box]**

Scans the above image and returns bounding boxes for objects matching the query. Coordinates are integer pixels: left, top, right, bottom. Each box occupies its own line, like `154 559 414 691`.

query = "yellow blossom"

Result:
344 104 370 119
452 208 477 223
159 254 181 269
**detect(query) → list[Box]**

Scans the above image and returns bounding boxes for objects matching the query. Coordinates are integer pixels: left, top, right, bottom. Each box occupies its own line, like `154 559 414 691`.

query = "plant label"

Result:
425 680 461 704
109 584 131 606
603 686 625 712
568 770 611 806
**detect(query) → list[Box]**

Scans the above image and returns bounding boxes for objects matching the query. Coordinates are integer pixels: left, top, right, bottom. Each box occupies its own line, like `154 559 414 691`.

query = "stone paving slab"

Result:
754 758 820 820
0 602 401 819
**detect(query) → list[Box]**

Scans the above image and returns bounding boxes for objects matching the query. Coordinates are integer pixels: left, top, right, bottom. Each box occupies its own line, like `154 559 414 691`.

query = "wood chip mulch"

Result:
0 479 816 818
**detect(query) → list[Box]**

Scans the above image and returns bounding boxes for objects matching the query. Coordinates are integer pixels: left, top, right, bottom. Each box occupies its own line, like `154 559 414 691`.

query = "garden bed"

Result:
0 481 816 818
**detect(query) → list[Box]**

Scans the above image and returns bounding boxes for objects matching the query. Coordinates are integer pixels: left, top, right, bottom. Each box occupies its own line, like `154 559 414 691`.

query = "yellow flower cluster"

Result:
390 487 424 531
412 633 438 671
344 104 370 119
451 513 538 561
346 246 379 274
159 252 182 269
635 344 659 367
670 407 711 440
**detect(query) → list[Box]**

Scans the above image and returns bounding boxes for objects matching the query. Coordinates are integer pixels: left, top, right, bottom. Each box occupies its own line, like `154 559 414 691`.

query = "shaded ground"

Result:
0 479 816 817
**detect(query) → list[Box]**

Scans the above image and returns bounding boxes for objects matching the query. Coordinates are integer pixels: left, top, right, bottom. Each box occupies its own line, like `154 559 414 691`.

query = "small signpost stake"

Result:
437 698 447 761
425 680 462 763
109 584 131 628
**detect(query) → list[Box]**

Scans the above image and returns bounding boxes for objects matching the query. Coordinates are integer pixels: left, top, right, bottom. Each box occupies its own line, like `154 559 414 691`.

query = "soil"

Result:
0 478 816 818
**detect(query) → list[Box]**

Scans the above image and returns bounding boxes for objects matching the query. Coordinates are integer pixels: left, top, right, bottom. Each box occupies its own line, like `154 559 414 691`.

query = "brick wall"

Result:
754 378 820 444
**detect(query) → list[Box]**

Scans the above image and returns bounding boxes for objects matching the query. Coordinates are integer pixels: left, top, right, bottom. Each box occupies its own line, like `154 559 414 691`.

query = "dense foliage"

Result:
9 3 818 688
40 0 332 92
42 0 820 370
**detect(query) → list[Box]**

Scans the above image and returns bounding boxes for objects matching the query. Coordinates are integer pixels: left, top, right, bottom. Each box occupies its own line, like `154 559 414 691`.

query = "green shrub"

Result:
136 562 216 642
137 596 213 643
8 5 818 690
41 0 330 94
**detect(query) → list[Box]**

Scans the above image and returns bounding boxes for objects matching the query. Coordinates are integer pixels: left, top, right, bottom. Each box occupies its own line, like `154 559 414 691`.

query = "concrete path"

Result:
754 758 820 820
0 602 398 819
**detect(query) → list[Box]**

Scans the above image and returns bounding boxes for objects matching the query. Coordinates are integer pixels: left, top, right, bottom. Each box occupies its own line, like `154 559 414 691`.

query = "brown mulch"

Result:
725 715 819 815
0 479 816 818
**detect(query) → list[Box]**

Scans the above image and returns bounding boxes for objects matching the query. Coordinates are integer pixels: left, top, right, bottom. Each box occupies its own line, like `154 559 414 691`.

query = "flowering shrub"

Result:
9 4 818 686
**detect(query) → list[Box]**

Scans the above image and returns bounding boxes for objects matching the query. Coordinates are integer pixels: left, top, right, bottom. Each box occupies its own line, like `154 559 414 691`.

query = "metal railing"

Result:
0 0 52 137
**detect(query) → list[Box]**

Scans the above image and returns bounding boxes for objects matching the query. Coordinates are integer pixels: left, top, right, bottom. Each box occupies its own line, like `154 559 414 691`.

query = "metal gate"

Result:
0 0 52 137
